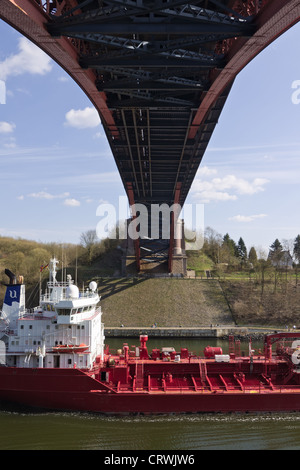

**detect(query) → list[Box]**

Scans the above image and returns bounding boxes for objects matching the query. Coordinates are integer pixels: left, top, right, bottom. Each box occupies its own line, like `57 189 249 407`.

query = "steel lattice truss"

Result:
46 0 262 210
1 0 298 271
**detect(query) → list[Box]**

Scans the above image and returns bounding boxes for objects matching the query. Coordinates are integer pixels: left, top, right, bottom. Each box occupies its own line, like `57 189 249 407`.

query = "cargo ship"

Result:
1 259 300 414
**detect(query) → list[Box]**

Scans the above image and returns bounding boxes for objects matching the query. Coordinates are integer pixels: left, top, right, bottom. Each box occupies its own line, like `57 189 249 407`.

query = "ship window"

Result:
29 325 32 329
101 372 106 381
57 309 71 316
20 325 24 329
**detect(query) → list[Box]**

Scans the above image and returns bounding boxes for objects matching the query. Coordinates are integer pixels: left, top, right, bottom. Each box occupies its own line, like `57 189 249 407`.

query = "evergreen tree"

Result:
269 238 283 253
237 237 247 262
294 235 300 263
222 233 237 255
248 246 257 265
269 239 284 286
221 233 238 264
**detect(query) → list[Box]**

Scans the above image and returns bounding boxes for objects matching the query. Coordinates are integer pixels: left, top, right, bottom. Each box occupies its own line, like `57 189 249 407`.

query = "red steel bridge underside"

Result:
1 0 300 272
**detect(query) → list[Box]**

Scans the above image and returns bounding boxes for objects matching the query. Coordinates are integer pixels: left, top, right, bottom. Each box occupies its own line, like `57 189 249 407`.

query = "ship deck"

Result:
96 355 299 395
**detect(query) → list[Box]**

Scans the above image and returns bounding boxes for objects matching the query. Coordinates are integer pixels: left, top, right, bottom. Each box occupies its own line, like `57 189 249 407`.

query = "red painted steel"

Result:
188 0 300 139
0 0 119 138
1 0 300 269
1 333 300 413
2 1 300 145
203 346 223 358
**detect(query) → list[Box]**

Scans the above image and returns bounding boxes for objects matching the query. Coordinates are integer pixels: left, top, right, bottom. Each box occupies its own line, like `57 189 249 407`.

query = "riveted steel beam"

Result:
80 52 224 68
48 20 253 35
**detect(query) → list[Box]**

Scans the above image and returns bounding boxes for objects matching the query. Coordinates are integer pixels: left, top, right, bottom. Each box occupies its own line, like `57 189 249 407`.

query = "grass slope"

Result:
98 278 234 327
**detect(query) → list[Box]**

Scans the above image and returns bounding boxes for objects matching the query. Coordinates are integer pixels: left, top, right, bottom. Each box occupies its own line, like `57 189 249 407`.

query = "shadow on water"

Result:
1 409 300 450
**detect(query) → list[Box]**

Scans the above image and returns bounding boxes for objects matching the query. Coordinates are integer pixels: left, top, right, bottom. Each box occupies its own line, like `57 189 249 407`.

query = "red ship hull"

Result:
0 372 300 414
2 333 300 414
0 363 300 414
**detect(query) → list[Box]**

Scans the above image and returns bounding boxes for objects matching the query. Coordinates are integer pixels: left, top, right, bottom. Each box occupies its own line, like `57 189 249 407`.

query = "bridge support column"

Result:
170 219 187 277
168 183 183 274
126 183 140 273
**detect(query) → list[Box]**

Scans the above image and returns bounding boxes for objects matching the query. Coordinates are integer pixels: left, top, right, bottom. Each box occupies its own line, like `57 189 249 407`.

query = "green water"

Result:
1 338 299 451
1 411 300 450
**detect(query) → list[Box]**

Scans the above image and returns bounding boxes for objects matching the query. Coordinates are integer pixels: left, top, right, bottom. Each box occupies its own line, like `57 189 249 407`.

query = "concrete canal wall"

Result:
104 326 277 339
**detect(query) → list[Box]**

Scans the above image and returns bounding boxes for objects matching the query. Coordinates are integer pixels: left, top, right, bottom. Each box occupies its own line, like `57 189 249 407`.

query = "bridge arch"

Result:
1 0 300 274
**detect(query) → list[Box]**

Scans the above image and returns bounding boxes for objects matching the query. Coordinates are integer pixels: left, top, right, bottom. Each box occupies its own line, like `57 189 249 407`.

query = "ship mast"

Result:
49 258 59 284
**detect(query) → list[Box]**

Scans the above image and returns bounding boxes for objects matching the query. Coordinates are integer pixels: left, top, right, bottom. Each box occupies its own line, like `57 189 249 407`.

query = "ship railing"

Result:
40 291 97 302
154 383 300 393
47 281 70 287
20 312 45 320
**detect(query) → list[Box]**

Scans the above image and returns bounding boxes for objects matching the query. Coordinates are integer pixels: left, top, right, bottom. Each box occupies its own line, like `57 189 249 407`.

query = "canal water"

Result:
1 337 300 451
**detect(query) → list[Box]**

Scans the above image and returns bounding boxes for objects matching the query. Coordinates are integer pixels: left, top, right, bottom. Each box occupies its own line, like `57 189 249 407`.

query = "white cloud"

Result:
64 107 100 129
191 168 270 203
58 76 69 83
27 191 80 206
194 190 237 204
28 191 70 200
229 214 267 223
0 37 52 81
197 166 218 177
93 131 104 139
63 198 81 207
3 136 17 148
4 142 17 148
0 121 15 133
200 175 269 195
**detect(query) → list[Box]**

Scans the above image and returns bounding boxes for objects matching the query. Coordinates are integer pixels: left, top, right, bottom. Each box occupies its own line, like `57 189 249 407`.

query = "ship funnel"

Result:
4 269 17 285
1 271 25 329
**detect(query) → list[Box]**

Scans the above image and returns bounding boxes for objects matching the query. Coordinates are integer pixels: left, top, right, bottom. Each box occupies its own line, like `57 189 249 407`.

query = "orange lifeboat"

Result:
52 343 89 354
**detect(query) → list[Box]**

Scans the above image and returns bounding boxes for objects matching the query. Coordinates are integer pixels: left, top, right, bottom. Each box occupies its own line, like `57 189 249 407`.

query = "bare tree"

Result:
80 230 98 264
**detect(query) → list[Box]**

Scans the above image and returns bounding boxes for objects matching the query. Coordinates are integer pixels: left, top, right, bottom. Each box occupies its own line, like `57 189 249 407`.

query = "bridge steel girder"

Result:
1 0 300 273
188 0 300 139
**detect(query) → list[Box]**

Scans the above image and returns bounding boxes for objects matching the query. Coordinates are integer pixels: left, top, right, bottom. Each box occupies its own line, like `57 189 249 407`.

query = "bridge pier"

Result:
122 218 187 277
171 219 187 277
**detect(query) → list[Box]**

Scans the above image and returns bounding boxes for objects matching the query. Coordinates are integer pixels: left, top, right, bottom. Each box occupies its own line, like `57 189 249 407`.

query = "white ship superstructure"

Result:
0 258 105 369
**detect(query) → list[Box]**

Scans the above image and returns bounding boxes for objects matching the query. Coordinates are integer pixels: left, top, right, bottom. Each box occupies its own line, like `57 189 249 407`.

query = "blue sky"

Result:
0 19 300 256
